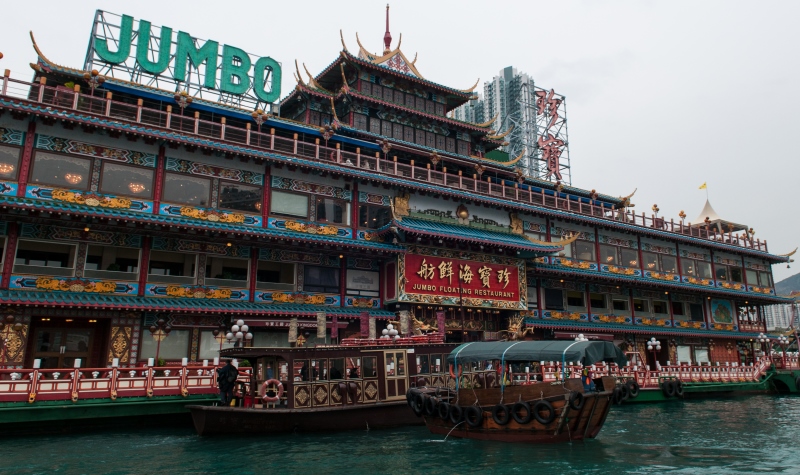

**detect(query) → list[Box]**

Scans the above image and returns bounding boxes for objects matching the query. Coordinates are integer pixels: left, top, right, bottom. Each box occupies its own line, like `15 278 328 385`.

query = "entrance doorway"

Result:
31 327 94 368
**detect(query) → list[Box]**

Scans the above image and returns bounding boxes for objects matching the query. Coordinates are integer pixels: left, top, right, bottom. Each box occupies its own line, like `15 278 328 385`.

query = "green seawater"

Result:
3 395 799 474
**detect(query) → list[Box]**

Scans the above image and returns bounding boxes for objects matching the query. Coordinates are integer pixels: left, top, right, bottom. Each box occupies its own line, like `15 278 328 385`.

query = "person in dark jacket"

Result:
217 359 239 405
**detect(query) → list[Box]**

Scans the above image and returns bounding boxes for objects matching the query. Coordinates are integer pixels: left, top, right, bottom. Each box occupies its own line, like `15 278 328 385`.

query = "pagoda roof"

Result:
393 216 568 257
691 199 747 233
0 290 396 317
524 317 778 340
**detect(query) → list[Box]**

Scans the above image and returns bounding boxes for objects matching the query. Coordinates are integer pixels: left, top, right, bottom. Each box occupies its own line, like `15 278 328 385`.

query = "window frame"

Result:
98 161 155 199
217 180 263 214
270 190 310 219
204 255 250 287
0 144 22 181
161 171 212 207
29 151 93 191
13 239 77 276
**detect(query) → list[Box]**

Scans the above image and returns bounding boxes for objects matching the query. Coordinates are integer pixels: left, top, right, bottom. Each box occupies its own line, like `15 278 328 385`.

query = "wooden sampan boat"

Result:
408 340 628 443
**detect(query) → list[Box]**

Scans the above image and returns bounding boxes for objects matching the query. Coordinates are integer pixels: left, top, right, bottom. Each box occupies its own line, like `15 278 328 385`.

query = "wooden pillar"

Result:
137 236 151 297
1 223 18 289
15 120 36 197
261 165 271 226
152 145 166 212
351 181 359 239
340 255 347 308
248 250 258 303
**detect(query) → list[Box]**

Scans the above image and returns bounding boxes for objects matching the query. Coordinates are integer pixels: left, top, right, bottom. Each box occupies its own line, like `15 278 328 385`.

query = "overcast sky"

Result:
1 0 797 282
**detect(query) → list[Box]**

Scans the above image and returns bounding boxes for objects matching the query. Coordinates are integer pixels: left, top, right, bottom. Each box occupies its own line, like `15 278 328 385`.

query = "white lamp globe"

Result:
241 324 249 333
245 333 253 340
236 319 245 327
235 331 244 339
226 332 234 340
231 324 240 333
382 329 389 336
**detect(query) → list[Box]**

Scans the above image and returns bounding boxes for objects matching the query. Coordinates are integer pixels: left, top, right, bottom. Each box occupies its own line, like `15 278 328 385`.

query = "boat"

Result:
188 336 456 435
409 340 627 443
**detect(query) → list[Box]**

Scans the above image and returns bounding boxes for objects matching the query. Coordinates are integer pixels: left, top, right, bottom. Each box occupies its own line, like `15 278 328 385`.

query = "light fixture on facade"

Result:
65 173 83 185
0 163 14 175
128 182 145 193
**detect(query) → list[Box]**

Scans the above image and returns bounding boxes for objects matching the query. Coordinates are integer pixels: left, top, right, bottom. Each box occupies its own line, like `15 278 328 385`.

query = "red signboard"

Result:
404 254 520 303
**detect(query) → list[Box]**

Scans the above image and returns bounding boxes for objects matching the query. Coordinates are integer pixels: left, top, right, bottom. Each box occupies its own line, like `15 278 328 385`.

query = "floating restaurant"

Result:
0 7 795 393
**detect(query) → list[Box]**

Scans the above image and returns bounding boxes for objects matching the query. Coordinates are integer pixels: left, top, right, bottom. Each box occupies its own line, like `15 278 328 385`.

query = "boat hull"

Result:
188 402 419 435
416 376 616 443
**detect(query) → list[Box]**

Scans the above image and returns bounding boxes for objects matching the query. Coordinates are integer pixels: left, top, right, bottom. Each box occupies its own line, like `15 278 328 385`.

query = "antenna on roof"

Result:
384 4 392 54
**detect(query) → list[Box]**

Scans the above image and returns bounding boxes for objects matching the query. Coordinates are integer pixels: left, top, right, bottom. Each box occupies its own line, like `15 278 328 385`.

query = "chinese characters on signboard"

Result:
404 254 520 303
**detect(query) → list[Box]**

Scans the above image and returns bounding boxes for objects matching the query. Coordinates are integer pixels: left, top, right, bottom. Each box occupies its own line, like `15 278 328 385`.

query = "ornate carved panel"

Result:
107 326 132 365
363 380 379 402
312 383 329 407
294 384 311 408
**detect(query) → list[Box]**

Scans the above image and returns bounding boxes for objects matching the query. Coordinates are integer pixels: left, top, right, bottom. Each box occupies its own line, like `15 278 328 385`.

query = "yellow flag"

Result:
698 182 707 190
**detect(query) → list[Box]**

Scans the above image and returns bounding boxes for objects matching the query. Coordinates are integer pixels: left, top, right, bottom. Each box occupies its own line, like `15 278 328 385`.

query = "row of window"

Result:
540 288 705 321
559 239 772 287
352 113 469 156
0 145 394 229
359 81 446 117
10 238 379 294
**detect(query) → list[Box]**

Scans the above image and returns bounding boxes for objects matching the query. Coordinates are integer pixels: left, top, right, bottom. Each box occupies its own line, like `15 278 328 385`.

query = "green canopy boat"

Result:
445 340 628 368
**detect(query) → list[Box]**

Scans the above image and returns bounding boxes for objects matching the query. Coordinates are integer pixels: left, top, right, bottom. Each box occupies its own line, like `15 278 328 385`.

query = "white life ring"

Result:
261 379 284 403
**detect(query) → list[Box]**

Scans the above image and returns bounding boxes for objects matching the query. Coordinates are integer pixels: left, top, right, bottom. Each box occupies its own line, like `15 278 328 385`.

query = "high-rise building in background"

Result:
451 66 572 185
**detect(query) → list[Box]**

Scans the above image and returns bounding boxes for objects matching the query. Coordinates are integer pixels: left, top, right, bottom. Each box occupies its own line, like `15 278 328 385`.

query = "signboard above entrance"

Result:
84 10 281 110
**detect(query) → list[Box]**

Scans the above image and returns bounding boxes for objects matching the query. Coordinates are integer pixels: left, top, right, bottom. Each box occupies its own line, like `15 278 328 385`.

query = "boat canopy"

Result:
446 341 628 367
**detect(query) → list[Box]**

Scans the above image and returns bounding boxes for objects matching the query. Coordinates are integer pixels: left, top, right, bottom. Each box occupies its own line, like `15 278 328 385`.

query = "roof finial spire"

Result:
383 4 392 54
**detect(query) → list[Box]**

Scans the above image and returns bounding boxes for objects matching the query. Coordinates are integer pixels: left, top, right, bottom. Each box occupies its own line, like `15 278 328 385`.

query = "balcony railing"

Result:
0 73 770 253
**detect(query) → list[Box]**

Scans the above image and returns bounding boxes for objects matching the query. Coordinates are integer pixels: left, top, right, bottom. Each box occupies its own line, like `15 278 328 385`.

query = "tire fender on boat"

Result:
569 391 585 410
449 404 464 424
674 380 684 397
662 380 675 398
438 401 451 420
512 401 533 424
795 376 800 390
618 383 630 401
626 380 640 399
532 400 555 425
464 406 483 428
612 387 623 405
491 404 511 425
423 395 437 416
412 392 425 416
406 388 421 407
261 379 284 404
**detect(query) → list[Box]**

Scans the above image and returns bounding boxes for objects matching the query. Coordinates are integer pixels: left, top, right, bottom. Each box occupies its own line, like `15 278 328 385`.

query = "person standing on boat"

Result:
581 366 596 392
217 359 239 405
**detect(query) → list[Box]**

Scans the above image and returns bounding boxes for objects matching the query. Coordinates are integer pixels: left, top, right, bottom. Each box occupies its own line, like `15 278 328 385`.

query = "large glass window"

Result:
359 205 391 229
566 291 585 308
758 271 772 288
620 248 639 268
219 182 262 213
139 329 190 360
642 252 660 271
653 300 669 315
147 251 196 284
198 331 235 360
612 298 629 313
633 299 649 313
672 301 687 318
270 190 308 218
715 265 729 281
100 162 154 198
661 255 678 274
729 267 743 283
84 245 139 277
256 261 295 290
574 241 595 261
205 257 249 286
684 259 713 279
746 269 758 285
30 152 92 190
162 173 211 206
544 288 564 310
316 197 349 225
0 145 21 180
599 245 617 265
589 293 607 310
689 303 704 321
13 240 76 276
304 266 340 293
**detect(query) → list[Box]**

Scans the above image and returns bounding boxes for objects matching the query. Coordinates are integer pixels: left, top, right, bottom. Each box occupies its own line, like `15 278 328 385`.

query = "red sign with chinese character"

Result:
404 254 520 302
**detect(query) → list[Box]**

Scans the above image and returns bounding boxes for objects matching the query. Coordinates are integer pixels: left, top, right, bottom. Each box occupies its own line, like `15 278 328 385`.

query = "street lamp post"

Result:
647 337 662 369
173 90 193 115
227 319 253 348
212 323 228 351
148 319 172 364
776 335 790 368
757 333 770 362
82 69 106 96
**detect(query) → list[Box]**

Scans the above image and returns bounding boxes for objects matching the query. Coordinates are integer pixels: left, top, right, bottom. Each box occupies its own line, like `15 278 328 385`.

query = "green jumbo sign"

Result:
94 14 281 103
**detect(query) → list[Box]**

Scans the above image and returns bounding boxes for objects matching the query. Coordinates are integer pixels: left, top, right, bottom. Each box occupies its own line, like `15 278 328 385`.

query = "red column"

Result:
351 182 359 239
1 223 18 289
637 236 644 273
137 236 151 297
261 165 271 226
248 250 258 303
16 121 36 197
152 145 166 213
740 255 749 288
340 256 347 308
